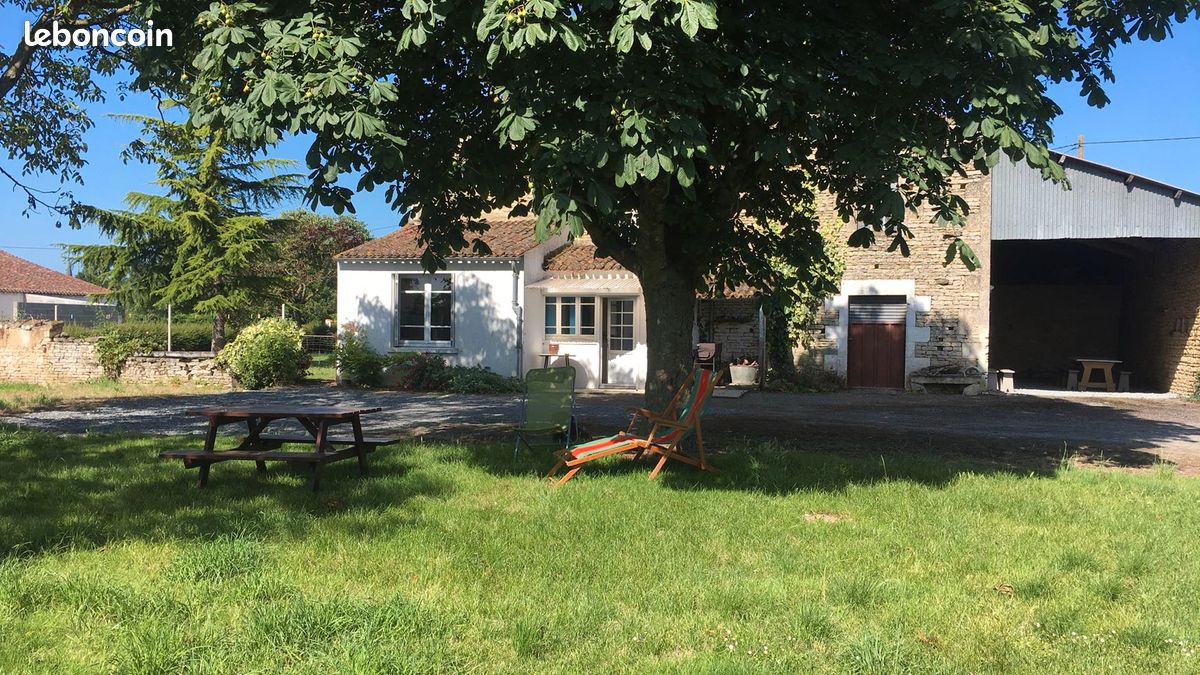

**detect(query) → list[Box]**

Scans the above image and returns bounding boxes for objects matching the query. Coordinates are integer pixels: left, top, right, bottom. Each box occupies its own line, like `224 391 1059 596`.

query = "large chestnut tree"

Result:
142 0 1194 405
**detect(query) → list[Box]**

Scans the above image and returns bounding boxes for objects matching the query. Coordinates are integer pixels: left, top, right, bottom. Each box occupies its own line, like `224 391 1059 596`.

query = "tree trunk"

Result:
212 311 227 352
638 267 697 410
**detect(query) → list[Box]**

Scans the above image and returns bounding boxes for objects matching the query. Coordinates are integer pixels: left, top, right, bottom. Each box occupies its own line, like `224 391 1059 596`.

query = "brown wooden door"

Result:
848 322 906 389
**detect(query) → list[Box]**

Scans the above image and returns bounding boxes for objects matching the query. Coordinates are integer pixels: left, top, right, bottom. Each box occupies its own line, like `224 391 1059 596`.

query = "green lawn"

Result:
1 430 1198 673
304 353 337 383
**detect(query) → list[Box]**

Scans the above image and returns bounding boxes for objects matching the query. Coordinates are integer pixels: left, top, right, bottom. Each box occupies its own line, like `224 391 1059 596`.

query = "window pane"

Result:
399 291 425 328
400 326 425 341
581 303 595 335
545 298 556 334
431 293 452 328
399 277 421 293
433 275 452 292
560 302 576 335
430 327 452 341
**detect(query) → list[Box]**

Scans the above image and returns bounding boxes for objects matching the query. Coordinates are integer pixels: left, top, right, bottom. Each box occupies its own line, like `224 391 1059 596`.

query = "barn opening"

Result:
989 237 1200 393
988 152 1200 395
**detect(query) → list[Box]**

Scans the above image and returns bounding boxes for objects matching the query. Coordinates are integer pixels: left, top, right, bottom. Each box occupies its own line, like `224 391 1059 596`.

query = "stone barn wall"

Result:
0 320 232 387
805 170 993 387
1125 240 1200 396
701 298 760 362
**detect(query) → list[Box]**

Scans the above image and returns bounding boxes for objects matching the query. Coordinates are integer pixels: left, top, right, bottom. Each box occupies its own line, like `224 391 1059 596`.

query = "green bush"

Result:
385 352 448 391
441 365 522 394
334 323 385 387
302 320 336 336
216 318 309 390
766 359 845 393
63 321 219 351
95 326 165 377
331 326 519 394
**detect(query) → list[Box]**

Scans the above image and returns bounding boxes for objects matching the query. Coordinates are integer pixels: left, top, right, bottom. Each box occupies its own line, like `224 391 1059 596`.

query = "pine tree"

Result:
67 114 302 350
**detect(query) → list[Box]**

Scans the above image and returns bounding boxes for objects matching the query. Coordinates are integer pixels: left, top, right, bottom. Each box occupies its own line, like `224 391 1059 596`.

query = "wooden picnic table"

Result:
159 405 398 492
1076 358 1122 393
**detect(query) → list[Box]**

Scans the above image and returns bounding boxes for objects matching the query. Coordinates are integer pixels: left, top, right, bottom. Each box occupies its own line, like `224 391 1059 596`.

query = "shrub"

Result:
64 321 220 351
302 319 336 336
216 318 309 390
95 326 165 377
385 352 448 391
334 323 385 387
766 358 845 393
441 366 522 394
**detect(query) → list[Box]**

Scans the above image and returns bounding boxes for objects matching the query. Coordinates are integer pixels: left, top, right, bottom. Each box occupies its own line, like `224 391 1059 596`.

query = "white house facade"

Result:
335 213 651 389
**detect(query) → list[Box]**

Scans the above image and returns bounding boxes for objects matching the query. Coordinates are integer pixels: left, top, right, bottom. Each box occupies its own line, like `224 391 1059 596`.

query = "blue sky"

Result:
2 18 1198 272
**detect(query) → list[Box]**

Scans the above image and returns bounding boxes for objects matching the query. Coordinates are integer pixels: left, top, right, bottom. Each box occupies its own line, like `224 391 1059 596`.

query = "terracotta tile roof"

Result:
0 249 110 295
543 240 627 272
336 212 543 259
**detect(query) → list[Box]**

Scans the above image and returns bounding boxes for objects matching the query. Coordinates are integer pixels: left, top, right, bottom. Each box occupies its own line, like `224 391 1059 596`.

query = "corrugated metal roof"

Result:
992 153 1200 240
526 274 642 294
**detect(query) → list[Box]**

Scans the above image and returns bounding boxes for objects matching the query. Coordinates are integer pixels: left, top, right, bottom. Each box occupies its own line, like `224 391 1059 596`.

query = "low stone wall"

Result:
0 320 105 384
119 352 233 386
0 320 232 387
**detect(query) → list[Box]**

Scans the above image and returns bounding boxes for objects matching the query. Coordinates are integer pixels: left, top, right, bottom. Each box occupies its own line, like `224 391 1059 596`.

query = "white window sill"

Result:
391 345 458 354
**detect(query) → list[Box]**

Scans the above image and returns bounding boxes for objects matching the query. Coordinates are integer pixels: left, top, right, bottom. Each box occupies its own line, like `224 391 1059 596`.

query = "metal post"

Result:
757 305 767 391
167 304 173 352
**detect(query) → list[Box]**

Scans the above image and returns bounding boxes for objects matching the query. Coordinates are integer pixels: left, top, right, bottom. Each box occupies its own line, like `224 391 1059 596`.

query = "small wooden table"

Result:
538 353 572 369
1076 358 1122 393
159 406 398 491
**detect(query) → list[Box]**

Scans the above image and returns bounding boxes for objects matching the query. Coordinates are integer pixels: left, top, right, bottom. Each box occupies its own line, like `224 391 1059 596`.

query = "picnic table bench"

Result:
159 406 399 491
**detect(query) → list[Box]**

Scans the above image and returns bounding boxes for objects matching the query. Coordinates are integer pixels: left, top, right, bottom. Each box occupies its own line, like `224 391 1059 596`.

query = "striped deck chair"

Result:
545 367 722 486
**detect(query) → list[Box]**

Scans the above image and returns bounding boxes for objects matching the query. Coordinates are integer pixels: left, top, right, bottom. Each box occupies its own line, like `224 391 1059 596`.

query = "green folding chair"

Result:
513 366 578 460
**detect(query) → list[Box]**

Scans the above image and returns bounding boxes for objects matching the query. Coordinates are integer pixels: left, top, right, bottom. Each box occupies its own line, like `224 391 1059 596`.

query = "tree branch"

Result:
0 2 135 99
0 164 75 215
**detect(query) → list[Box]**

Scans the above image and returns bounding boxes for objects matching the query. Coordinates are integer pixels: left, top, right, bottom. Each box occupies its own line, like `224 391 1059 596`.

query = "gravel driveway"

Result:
5 385 1200 473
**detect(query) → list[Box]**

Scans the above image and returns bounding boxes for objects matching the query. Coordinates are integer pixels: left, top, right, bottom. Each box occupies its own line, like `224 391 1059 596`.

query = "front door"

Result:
603 298 637 387
847 295 907 389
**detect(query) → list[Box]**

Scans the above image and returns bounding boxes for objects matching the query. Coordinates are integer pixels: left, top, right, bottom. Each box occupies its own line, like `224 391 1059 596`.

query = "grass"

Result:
0 430 1198 673
0 379 230 414
304 353 337 383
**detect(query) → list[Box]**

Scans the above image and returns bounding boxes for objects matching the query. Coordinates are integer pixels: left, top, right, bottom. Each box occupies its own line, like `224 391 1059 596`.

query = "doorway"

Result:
602 297 638 387
847 295 906 389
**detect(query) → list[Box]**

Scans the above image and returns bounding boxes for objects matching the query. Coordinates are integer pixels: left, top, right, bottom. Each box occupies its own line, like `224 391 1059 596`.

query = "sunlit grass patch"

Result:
0 429 1197 672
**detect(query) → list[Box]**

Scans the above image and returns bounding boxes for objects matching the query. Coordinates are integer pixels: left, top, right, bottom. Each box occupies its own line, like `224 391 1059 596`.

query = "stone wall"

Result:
119 352 233 386
1125 240 1200 396
806 171 992 386
0 320 232 387
701 298 760 362
0 321 105 384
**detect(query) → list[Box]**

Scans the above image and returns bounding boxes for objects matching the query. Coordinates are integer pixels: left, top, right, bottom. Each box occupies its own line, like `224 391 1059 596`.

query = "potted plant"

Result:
728 355 759 387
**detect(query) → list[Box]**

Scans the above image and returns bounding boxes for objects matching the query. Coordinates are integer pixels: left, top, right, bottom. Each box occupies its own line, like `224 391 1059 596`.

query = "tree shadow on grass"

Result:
463 434 1058 496
0 431 452 559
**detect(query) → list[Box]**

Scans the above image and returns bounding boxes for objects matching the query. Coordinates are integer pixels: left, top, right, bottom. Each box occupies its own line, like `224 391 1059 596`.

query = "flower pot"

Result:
729 364 759 387
547 342 560 355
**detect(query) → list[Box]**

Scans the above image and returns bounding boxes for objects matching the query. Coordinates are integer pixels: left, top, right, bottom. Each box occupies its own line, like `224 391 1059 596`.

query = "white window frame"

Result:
544 295 597 337
393 273 454 347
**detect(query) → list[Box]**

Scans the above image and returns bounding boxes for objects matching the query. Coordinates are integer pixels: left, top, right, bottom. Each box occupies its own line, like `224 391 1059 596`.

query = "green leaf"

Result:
680 4 699 38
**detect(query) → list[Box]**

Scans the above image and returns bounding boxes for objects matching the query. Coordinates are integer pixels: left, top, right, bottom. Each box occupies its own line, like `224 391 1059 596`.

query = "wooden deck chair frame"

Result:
545 367 722 485
513 366 578 460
